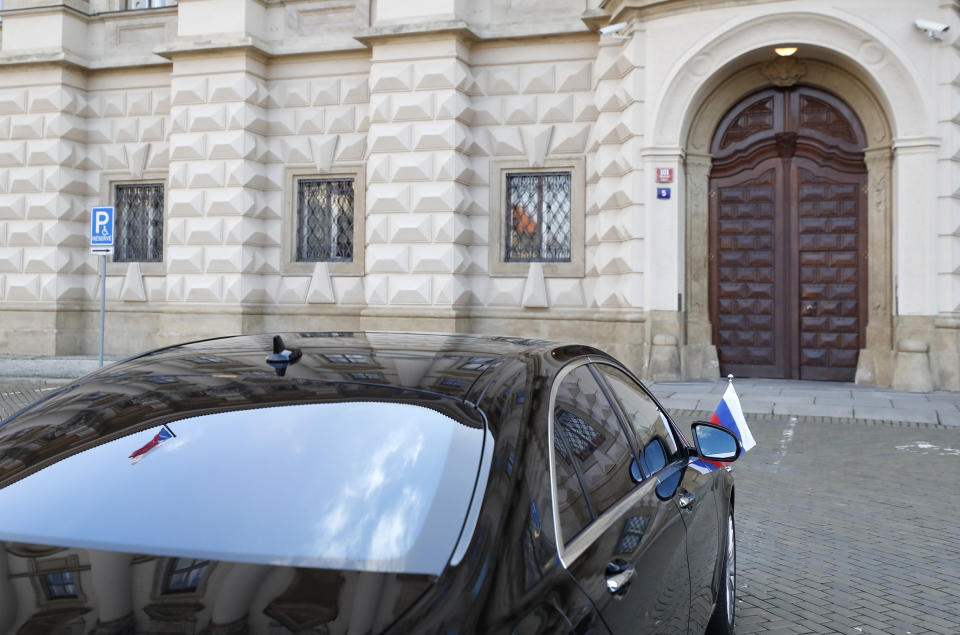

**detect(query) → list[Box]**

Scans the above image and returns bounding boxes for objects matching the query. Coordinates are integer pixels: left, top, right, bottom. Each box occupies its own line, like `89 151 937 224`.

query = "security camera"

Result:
599 22 631 39
915 19 950 40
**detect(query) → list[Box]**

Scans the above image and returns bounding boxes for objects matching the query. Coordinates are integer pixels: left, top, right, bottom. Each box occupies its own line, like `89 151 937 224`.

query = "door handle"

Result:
604 559 635 598
802 302 817 316
678 492 696 509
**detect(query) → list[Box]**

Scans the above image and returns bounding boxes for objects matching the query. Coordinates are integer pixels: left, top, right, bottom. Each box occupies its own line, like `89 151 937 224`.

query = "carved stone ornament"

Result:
761 57 807 87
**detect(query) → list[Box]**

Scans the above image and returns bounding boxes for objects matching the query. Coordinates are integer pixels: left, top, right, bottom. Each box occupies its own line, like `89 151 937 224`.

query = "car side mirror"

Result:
690 422 742 462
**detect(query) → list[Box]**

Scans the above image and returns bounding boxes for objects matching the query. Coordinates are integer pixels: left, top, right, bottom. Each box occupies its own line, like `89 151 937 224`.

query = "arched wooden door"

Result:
709 87 868 381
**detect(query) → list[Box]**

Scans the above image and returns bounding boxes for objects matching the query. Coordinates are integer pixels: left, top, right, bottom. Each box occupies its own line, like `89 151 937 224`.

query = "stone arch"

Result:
665 11 922 384
653 9 930 147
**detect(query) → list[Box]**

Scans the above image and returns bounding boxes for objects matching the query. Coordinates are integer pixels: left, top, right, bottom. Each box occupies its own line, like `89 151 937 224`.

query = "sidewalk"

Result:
649 377 960 428
1 355 958 428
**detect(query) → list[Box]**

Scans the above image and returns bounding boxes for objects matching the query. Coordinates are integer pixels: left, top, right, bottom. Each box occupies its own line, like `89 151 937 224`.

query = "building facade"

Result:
0 0 957 389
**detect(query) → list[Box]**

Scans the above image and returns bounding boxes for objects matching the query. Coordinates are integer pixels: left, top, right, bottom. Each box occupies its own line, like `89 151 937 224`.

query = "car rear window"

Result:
0 401 484 576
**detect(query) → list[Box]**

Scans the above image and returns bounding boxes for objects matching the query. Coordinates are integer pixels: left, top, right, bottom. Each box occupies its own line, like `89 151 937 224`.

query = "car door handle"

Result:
678 492 696 509
604 559 635 598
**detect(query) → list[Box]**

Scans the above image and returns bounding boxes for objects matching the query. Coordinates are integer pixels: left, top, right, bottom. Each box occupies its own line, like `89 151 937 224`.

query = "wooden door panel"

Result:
794 161 865 381
710 162 786 378
709 86 867 381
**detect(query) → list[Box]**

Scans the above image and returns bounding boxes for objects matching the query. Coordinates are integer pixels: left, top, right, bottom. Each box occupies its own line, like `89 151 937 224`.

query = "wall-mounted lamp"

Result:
775 47 798 57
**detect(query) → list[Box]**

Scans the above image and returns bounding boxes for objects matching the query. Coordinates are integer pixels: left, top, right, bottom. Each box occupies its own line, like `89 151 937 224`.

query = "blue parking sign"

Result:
90 206 115 247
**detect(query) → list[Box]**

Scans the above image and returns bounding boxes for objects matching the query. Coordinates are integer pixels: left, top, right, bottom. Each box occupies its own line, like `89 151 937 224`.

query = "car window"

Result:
593 364 680 476
552 365 635 543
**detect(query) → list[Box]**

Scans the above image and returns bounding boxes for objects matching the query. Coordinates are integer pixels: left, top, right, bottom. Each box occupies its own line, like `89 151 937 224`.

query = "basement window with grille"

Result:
296 178 355 263
114 183 165 263
489 159 585 277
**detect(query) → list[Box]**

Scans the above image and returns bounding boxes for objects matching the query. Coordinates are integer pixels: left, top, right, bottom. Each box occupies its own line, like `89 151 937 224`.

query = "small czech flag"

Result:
711 377 756 453
129 424 175 464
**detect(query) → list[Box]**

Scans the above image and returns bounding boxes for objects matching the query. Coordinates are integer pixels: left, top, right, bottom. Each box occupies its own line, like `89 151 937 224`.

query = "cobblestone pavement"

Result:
0 380 63 422
697 414 960 634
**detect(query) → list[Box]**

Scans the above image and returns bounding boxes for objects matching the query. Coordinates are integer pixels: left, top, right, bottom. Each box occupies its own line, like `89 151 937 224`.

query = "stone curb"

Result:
666 408 960 430
0 357 102 379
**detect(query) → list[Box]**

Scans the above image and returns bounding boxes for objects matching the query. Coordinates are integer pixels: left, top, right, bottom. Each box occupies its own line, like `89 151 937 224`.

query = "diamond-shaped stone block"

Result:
0 142 26 167
169 134 206 161
167 246 205 273
11 116 44 140
9 169 43 194
367 244 409 273
393 94 434 122
413 122 456 151
341 76 369 104
185 218 223 244
367 184 410 212
184 276 223 302
389 214 431 242
411 244 466 274
172 78 208 106
190 105 227 132
5 274 41 300
276 276 309 303
370 63 413 93
189 162 225 188
326 106 356 134
312 78 340 106
488 127 524 156
333 276 365 304
547 278 585 307
0 90 28 115
168 190 205 217
296 109 325 135
484 68 519 96
0 195 25 220
415 60 458 91
522 65 555 94
140 117 165 142
486 277 524 306
389 276 431 304
504 97 538 125
335 134 366 162
0 248 23 273
390 153 433 182
205 246 245 273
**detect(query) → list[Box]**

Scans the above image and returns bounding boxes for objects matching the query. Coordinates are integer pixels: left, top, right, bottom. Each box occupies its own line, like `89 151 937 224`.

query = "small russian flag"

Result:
711 377 756 453
129 424 175 464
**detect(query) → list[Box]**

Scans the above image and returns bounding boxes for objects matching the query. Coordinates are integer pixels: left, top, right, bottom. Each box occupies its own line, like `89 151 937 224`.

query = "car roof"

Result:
0 332 565 483
111 330 555 399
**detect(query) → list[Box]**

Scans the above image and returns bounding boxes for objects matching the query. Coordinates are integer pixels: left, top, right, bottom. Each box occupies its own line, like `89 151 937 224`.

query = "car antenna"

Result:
265 335 302 377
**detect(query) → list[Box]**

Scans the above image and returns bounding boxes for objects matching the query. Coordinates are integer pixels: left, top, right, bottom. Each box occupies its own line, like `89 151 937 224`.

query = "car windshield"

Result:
0 401 484 576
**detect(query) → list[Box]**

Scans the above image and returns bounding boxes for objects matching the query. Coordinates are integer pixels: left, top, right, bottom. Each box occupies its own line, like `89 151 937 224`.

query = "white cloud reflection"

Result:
0 401 478 574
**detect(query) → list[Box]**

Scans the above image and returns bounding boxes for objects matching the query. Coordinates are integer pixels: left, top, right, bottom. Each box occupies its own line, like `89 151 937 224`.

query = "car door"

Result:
548 362 691 635
593 363 723 634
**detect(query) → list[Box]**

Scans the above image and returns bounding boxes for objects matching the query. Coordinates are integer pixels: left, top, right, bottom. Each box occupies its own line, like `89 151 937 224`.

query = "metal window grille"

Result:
114 183 164 263
505 172 572 262
127 0 176 9
42 572 78 599
164 558 209 594
297 178 354 262
554 409 605 464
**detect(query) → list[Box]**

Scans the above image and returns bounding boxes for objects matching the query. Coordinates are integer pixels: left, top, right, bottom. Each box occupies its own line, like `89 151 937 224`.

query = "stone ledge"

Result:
666 408 960 429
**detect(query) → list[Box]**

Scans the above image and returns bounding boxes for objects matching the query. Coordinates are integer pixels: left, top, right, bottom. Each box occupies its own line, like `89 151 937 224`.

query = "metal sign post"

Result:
90 206 115 368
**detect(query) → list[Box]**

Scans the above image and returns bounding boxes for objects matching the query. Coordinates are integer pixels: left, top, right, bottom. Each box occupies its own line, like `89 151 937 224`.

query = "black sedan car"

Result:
0 332 741 635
